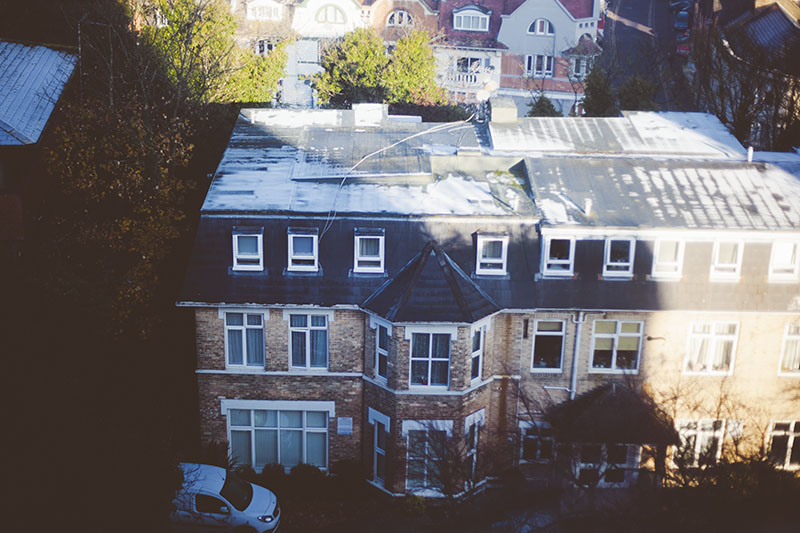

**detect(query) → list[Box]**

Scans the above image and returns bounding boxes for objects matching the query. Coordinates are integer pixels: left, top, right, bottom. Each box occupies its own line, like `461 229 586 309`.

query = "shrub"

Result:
388 102 472 122
258 463 288 496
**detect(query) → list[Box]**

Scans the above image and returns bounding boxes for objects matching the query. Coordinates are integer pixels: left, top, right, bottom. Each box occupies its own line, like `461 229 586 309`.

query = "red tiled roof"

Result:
558 0 594 19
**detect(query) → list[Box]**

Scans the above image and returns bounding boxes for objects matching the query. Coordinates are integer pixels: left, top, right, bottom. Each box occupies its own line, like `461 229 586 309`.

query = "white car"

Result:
171 463 281 532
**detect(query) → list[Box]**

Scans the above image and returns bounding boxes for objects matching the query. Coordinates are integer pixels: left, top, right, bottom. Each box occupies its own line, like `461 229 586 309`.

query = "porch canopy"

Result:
547 383 679 445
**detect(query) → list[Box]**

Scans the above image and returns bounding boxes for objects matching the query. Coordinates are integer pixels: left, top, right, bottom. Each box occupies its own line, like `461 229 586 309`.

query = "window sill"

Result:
473 272 510 280
288 368 330 374
350 269 387 278
530 367 563 374
601 273 634 280
223 366 265 373
587 368 639 374
777 371 800 377
682 370 733 376
768 276 799 283
229 267 267 276
284 267 322 276
407 385 449 393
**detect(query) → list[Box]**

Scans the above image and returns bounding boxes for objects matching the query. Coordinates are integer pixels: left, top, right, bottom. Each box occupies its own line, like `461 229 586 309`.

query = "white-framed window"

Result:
684 321 738 374
255 39 277 55
710 240 743 281
225 312 265 367
571 57 591 79
676 419 725 467
410 332 451 387
769 241 800 281
387 9 413 26
779 324 800 375
603 238 635 278
521 422 554 462
470 326 485 381
376 323 389 381
289 313 328 369
528 18 554 35
768 421 800 469
525 54 554 77
369 409 390 486
532 320 565 372
456 56 487 73
590 320 642 372
651 239 684 279
246 0 282 21
354 231 384 273
465 420 479 481
232 231 263 271
453 8 489 32
287 229 319 272
403 420 453 492
315 4 346 24
476 234 508 275
576 443 635 486
543 237 575 276
229 408 328 470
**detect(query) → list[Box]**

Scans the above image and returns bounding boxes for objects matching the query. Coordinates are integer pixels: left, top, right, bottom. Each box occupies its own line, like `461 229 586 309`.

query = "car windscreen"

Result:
220 471 253 511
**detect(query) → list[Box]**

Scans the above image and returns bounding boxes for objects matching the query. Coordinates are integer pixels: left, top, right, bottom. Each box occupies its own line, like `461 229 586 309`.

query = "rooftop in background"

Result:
0 40 76 145
727 1 800 75
203 106 536 218
527 157 800 230
490 112 746 160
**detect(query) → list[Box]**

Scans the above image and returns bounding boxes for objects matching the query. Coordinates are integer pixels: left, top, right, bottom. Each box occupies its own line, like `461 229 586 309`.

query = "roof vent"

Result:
747 146 753 162
583 198 593 216
353 103 388 126
489 97 518 124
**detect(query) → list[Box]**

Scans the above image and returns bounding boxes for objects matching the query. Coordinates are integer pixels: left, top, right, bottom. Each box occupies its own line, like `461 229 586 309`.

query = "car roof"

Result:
179 463 227 494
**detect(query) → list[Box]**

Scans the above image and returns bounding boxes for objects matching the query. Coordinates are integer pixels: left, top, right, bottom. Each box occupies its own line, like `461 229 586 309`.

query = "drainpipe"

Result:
569 311 587 400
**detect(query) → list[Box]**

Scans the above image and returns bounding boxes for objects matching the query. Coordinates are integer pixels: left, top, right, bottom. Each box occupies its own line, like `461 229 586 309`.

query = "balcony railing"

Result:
442 66 495 89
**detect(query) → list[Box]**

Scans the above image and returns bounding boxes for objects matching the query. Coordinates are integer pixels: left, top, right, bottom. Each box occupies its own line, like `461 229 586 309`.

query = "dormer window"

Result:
710 240 743 281
603 238 635 278
232 230 263 271
543 237 575 276
354 228 385 273
476 234 508 275
316 4 346 24
528 19 554 35
453 7 490 32
770 241 799 281
288 228 319 272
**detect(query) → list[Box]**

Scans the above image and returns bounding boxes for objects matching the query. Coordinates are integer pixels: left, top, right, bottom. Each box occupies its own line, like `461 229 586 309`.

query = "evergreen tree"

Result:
582 68 618 117
384 30 445 105
527 94 561 117
618 75 658 111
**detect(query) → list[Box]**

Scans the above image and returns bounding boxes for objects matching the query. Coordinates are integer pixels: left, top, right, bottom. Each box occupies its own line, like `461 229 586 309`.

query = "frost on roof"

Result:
203 112 531 216
490 112 745 159
0 41 76 145
528 158 800 230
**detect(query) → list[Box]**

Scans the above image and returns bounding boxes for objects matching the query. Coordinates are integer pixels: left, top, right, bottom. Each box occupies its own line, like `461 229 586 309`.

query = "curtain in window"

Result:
712 339 733 371
255 430 277 467
430 361 448 385
360 238 379 257
228 329 243 364
230 431 252 466
280 430 302 467
432 334 450 357
407 430 426 488
482 240 503 260
246 328 264 365
783 338 800 371
686 336 708 371
291 331 306 366
412 333 429 358
310 330 328 367
306 433 326 467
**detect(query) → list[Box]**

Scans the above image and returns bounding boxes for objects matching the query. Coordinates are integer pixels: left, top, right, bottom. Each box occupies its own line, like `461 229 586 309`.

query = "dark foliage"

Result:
582 68 618 117
388 102 472 122
526 95 561 117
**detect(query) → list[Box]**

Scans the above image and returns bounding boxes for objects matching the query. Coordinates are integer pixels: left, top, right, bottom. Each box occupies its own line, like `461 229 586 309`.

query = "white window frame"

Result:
651 239 684 280
369 408 390 486
526 54 554 78
387 9 413 27
676 419 725 467
475 234 509 275
223 311 266 369
528 18 554 35
288 230 319 272
232 232 263 271
520 421 555 463
315 4 346 24
710 240 743 281
246 0 283 21
589 320 643 373
542 237 575 277
683 321 739 375
354 233 385 273
603 237 636 278
531 319 566 372
575 443 636 487
571 57 591 79
227 406 329 471
289 313 329 370
769 241 800 281
779 323 800 376
464 412 483 482
402 420 454 494
453 9 489 32
376 323 389 382
768 421 800 469
406 325 457 389
470 325 485 382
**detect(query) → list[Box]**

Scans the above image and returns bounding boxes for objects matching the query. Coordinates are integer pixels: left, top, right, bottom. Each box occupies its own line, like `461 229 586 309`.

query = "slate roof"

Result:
362 241 500 322
562 33 603 56
547 384 679 445
526 157 800 230
557 0 595 19
728 3 800 75
0 41 76 145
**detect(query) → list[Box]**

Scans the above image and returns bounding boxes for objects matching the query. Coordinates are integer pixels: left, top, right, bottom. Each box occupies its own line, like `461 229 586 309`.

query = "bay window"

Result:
410 332 450 387
603 238 635 277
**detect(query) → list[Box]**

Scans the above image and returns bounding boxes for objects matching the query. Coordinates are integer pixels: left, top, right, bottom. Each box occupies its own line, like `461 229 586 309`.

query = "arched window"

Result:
316 4 346 24
387 10 413 27
528 19 554 35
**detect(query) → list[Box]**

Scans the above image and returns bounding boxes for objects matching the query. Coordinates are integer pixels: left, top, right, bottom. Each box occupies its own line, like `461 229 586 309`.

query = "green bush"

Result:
388 102 472 122
258 463 288 496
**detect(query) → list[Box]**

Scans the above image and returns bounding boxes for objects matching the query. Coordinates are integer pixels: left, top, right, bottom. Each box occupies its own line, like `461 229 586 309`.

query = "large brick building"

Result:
179 102 800 495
